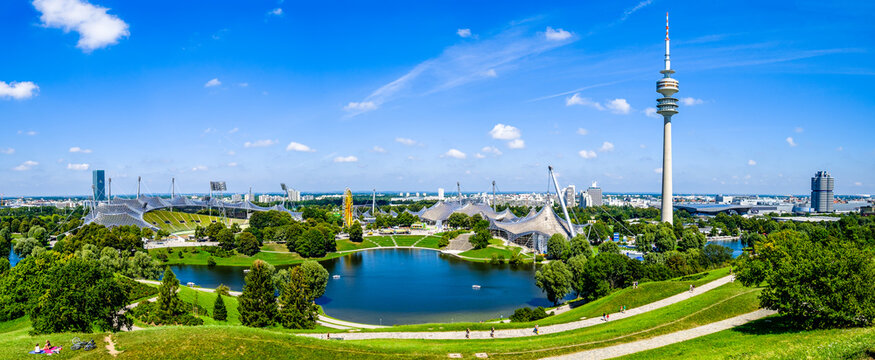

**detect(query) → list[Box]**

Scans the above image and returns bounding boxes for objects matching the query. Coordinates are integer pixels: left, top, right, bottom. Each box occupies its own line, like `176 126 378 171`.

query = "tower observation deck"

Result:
657 13 678 224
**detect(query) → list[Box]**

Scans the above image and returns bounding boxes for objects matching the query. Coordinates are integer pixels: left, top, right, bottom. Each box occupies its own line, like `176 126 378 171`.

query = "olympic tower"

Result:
656 13 679 224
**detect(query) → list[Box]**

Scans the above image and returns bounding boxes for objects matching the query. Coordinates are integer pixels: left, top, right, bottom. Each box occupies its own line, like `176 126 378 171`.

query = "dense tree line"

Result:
237 259 328 329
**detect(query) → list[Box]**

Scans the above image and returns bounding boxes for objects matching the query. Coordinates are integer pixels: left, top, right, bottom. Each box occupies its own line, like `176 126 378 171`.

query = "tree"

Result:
0 227 11 258
279 267 318 329
702 243 733 267
29 257 130 334
126 251 160 280
212 294 227 321
348 221 363 242
217 228 236 251
597 241 621 254
27 226 48 244
534 260 573 305
740 231 766 247
736 230 875 328
578 253 631 300
156 267 187 321
239 260 277 327
204 222 226 241
13 238 41 258
469 228 491 250
237 232 260 256
677 228 706 251
654 227 677 252
468 214 484 229
567 255 588 296
447 213 469 229
568 234 593 259
546 234 568 260
299 260 329 301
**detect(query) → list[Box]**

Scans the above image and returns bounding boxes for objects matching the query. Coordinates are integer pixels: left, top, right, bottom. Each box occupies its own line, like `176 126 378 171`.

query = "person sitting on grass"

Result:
34 344 42 353
43 340 52 351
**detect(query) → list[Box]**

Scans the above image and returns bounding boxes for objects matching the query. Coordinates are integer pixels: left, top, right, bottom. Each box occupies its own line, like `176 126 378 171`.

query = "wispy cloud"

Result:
69 146 92 153
333 155 358 163
395 137 418 146
577 128 588 136
0 81 39 100
443 149 467 159
269 8 283 16
32 0 129 51
599 141 615 152
680 97 704 106
204 78 221 88
67 163 89 170
566 94 631 114
481 146 502 156
243 139 277 148
344 23 576 116
457 28 472 38
644 107 659 118
191 165 208 171
13 160 38 171
0 148 14 155
371 146 387 153
619 0 654 22
786 137 797 147
605 99 631 114
578 150 597 159
286 141 315 152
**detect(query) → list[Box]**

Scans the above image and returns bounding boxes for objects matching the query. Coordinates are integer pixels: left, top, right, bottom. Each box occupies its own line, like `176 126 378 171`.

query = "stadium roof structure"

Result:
82 195 302 230
674 203 752 215
488 206 585 253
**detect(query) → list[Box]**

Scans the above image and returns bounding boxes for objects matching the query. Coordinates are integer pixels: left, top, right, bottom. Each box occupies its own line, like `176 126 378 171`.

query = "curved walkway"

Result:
543 309 776 359
298 275 734 340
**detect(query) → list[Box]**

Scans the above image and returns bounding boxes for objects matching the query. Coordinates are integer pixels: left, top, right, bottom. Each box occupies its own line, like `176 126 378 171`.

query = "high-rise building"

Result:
586 181 603 207
656 13 679 224
438 188 445 200
92 170 107 201
811 171 835 213
563 185 577 207
287 188 301 202
579 191 592 208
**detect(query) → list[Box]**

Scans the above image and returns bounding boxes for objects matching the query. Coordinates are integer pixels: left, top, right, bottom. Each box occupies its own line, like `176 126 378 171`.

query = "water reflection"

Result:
706 239 745 258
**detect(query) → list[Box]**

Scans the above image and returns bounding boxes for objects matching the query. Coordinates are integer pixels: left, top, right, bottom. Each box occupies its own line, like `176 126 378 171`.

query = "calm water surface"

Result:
170 248 555 325
706 239 745 258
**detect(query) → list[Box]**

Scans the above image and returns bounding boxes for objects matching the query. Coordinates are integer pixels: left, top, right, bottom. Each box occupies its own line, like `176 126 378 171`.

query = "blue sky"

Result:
1 0 873 197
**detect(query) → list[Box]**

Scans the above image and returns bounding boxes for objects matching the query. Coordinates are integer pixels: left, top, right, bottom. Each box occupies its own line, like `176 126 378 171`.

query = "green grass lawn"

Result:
0 317 113 360
365 236 396 247
259 243 289 252
392 235 422 246
619 315 875 360
412 236 443 249
458 239 523 261
176 286 241 326
335 239 378 252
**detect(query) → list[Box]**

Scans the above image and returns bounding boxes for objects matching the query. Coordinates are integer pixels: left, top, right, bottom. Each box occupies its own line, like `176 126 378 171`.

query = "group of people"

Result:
464 325 540 339
32 340 59 354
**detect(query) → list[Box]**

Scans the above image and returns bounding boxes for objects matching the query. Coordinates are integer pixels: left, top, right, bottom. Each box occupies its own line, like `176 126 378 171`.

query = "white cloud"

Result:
457 28 471 38
371 146 387 153
204 78 221 87
507 139 525 149
191 165 208 171
748 159 757 166
599 141 614 152
786 137 797 147
795 127 804 133
489 124 521 140
640 144 646 149
333 155 358 163
269 8 283 16
483 69 497 78
69 146 92 153
25 131 37 136
227 162 237 167
443 149 467 159
0 148 14 154
203 127 216 134
578 150 597 159
66 163 89 170
228 127 239 134
33 0 129 51
286 141 315 152
644 107 659 118
0 81 39 100
243 139 277 148
545 27 572 41
475 153 485 159
238 83 248 88
227 150 236 156
680 97 704 106
566 93 603 109
395 137 417 146
621 0 653 21
576 128 588 136
605 98 631 114
13 160 38 171
855 181 863 186
654 167 663 174
481 146 502 156
344 101 378 112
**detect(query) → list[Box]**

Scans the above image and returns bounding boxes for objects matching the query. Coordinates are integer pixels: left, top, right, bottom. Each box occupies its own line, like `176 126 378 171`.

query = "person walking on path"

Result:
623 305 627 313
689 284 694 293
490 327 495 338
602 313 606 322
534 325 539 335
607 313 610 321
465 328 470 339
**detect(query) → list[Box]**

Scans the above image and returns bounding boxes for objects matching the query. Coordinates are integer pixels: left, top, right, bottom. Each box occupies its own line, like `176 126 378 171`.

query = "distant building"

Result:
231 194 242 202
563 185 577 207
578 191 592 208
715 194 733 204
586 182 603 207
245 193 254 202
438 188 445 200
287 188 301 202
92 170 107 201
811 171 835 213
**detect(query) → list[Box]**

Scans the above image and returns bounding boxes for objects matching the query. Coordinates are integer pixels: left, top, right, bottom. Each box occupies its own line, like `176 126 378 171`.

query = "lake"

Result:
706 239 745 258
170 248 556 325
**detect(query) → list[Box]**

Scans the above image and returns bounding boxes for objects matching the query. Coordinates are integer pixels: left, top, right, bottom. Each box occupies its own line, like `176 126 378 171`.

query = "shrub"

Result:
509 306 550 322
206 257 216 267
489 254 500 265
117 276 159 302
156 252 168 262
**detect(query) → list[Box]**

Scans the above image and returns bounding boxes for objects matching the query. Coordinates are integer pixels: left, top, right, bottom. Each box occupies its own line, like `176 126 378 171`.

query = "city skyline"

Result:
1 0 874 196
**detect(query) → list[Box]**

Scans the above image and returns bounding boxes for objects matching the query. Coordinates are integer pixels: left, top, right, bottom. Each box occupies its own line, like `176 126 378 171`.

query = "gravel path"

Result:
297 275 734 340
542 309 776 360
